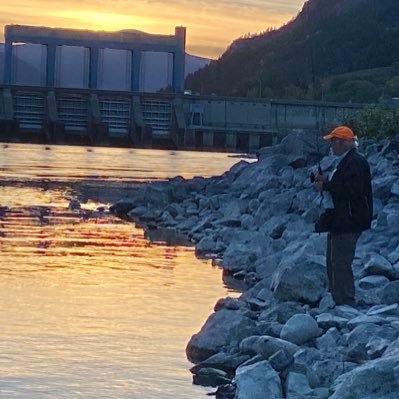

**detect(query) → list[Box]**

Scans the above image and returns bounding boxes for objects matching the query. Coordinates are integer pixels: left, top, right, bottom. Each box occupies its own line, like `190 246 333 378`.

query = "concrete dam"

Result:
0 25 364 151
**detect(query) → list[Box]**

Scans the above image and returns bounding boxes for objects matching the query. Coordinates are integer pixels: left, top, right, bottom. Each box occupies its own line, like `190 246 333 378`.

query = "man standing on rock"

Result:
313 126 373 306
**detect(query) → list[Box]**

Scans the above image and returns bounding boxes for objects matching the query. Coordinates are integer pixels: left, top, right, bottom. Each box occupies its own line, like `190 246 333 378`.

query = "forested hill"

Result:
185 0 399 103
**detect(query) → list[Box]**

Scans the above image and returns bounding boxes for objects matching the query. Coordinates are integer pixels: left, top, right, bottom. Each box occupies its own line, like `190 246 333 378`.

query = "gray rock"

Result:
217 226 237 245
363 142 381 157
392 181 399 197
195 236 217 256
190 216 213 235
285 372 312 398
255 253 284 279
239 335 299 359
270 223 286 239
378 280 399 305
366 337 390 359
241 214 255 230
317 293 336 312
256 287 273 303
329 356 399 399
111 197 137 215
127 205 148 217
332 305 363 320
190 352 250 374
310 387 331 399
372 176 398 201
219 200 243 221
316 313 348 330
235 360 283 399
291 347 322 375
192 367 231 387
316 328 342 357
356 287 382 307
186 309 255 364
260 301 305 324
238 354 264 370
175 215 198 231
164 203 184 217
271 255 328 304
367 304 399 317
214 383 235 399
347 315 390 330
268 349 293 371
364 254 397 279
388 248 399 264
254 321 284 338
280 314 321 345
259 214 290 237
359 275 390 289
248 198 260 214
308 359 351 388
302 206 320 224
68 199 81 210
222 239 263 272
186 204 199 216
214 297 244 312
346 323 395 362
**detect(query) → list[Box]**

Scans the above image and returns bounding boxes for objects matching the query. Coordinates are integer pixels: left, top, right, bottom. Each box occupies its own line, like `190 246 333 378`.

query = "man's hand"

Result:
313 172 326 193
314 180 323 192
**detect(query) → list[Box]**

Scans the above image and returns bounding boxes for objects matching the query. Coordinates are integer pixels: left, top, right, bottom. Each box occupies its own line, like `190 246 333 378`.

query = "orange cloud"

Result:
0 0 305 58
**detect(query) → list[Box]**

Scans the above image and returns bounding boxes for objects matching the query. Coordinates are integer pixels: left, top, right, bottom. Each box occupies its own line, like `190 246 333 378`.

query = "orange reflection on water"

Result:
0 144 247 398
0 197 236 398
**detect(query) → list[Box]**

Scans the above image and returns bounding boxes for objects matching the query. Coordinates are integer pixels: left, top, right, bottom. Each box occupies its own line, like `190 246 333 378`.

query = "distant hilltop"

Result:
186 0 399 103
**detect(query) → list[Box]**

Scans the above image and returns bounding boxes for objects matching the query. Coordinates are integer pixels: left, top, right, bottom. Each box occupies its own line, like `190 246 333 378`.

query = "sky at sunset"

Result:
0 0 306 59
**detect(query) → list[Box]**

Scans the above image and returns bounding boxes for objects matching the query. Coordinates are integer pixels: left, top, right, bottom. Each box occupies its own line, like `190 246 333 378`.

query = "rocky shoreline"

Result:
111 133 399 399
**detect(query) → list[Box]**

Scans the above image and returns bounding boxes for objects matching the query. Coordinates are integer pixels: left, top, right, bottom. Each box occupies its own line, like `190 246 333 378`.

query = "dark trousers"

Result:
326 232 360 306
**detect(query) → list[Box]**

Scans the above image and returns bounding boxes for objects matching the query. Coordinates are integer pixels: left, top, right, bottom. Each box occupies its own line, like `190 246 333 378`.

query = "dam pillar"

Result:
89 47 99 89
3 40 13 85
131 50 142 92
46 43 56 87
225 133 237 151
249 134 260 151
203 131 214 148
172 27 186 93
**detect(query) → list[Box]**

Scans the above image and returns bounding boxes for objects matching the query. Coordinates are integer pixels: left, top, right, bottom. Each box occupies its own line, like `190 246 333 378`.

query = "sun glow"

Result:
0 0 306 58
52 10 155 32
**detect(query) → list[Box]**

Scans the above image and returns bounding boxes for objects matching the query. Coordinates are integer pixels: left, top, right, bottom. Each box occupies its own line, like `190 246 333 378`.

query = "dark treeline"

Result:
185 0 399 103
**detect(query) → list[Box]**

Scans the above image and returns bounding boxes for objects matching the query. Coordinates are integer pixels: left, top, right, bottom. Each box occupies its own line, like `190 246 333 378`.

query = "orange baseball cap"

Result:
323 126 356 141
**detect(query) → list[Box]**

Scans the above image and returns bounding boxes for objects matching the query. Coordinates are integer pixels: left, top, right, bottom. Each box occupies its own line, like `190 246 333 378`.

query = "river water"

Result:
0 143 249 399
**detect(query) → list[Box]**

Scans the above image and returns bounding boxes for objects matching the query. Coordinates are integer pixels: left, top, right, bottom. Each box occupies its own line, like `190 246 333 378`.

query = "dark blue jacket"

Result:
322 148 373 234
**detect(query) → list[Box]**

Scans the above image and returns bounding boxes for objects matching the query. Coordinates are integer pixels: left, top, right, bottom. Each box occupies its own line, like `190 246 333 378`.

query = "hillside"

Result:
185 0 399 103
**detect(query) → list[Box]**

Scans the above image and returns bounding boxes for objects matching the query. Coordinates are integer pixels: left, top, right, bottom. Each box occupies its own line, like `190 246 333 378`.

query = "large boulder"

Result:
378 280 399 305
186 308 255 364
239 335 299 359
271 254 328 304
284 372 313 398
280 314 322 345
346 323 398 362
308 359 356 388
329 348 399 398
364 254 397 280
235 360 283 399
222 233 266 272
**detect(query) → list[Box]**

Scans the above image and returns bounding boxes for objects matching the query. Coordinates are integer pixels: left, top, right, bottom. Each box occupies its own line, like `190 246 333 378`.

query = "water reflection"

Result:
0 143 247 183
0 197 237 398
0 144 247 398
